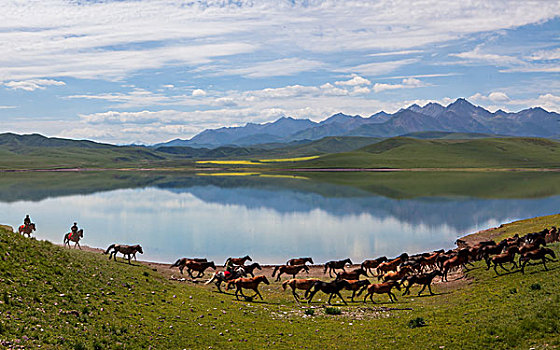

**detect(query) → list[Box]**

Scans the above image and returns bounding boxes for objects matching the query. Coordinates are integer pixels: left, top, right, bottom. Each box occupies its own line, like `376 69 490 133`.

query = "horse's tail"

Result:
323 263 328 274
281 280 290 291
170 259 182 268
104 244 115 254
224 257 231 266
63 233 68 244
272 265 279 277
205 273 218 285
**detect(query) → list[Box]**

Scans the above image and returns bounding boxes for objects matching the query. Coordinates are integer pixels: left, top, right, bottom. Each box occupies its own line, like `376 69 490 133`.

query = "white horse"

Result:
205 267 247 293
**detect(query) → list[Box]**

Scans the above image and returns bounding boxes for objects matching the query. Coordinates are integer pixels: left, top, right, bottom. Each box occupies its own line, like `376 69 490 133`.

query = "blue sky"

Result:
0 0 559 144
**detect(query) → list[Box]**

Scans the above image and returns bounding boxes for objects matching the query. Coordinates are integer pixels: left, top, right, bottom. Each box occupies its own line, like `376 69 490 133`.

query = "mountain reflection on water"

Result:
0 172 558 264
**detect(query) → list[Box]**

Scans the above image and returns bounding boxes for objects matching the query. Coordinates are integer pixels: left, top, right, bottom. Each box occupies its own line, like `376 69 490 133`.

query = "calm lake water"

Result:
1 171 559 264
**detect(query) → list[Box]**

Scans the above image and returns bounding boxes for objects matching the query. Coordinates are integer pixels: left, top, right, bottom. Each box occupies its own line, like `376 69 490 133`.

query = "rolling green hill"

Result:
1 216 559 349
296 137 560 169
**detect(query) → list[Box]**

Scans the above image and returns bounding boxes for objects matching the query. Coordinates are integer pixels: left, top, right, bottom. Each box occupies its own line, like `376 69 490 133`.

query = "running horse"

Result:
18 223 36 238
63 229 84 249
205 267 248 293
286 257 314 266
226 275 270 301
104 244 143 264
225 255 252 266
323 258 353 278
272 264 309 281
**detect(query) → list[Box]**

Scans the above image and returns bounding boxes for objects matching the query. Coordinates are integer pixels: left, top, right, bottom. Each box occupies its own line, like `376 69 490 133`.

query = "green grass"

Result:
1 215 559 349
295 137 560 169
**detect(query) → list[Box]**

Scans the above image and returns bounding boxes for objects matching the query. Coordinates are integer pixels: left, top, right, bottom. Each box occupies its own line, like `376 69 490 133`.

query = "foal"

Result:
272 264 309 281
306 279 351 305
227 275 270 301
323 258 353 278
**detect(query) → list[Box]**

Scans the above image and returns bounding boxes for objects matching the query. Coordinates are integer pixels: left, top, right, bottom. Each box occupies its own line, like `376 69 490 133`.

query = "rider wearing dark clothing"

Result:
24 215 31 227
70 222 78 239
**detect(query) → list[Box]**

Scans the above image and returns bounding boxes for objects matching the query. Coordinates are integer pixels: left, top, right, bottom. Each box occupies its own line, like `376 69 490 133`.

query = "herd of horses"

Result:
19 222 558 305
165 226 558 304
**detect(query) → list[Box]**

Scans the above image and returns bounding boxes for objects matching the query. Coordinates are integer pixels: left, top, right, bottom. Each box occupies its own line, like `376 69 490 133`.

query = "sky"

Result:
0 0 559 145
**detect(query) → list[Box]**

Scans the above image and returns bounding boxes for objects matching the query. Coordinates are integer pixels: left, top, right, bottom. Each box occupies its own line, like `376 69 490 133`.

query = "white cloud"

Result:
1 1 558 81
214 58 325 78
335 75 371 86
192 89 207 97
373 77 427 93
449 46 524 66
470 91 510 103
526 48 560 61
342 59 419 76
4 79 65 91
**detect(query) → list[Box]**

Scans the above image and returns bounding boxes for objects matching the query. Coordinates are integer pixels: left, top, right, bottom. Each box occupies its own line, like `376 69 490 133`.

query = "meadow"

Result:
0 214 559 349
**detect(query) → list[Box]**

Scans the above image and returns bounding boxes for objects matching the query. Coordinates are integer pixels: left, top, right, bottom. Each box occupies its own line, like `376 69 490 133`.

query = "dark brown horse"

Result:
225 255 252 266
227 275 270 301
272 264 309 281
240 262 262 277
323 258 353 278
361 257 387 276
490 246 519 274
104 244 143 264
170 258 208 274
306 279 351 305
281 278 320 301
520 247 557 273
18 223 36 238
441 249 470 281
63 229 84 249
400 270 443 296
286 257 314 266
181 261 216 278
360 281 401 304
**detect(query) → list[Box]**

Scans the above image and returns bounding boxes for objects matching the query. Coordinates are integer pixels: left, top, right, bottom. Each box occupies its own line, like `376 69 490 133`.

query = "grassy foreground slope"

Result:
1 216 560 349
297 137 560 169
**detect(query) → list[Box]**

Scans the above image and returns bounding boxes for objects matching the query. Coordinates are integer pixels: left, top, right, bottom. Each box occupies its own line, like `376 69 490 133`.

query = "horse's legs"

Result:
337 292 347 305
255 289 264 300
307 289 317 304
275 272 282 282
418 284 427 296
542 258 548 271
235 287 241 300
369 293 375 304
292 289 300 302
351 290 356 302
428 284 434 296
329 268 334 278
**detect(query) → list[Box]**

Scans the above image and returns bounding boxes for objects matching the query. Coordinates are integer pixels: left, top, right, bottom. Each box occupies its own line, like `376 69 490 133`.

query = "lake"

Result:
1 171 559 264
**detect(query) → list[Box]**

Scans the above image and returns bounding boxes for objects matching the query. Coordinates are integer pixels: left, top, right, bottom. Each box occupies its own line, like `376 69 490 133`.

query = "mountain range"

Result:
157 98 560 148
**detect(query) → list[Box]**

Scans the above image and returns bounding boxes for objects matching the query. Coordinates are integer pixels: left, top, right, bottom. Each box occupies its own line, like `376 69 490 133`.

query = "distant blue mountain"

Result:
155 98 560 147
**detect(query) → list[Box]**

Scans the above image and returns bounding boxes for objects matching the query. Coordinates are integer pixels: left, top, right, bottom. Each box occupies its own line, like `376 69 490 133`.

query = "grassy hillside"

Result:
296 137 560 169
1 215 559 349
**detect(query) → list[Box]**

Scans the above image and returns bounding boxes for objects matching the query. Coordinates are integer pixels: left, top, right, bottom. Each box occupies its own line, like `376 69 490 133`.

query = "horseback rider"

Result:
23 214 32 227
70 222 79 239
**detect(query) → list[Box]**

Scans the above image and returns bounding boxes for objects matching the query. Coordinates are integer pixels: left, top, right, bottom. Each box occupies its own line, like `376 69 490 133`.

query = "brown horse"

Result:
360 281 401 304
520 247 557 274
281 278 320 301
225 255 252 266
323 258 352 278
336 268 367 281
239 262 262 277
63 229 84 249
441 249 470 282
170 258 208 274
306 279 351 305
361 257 387 276
204 267 247 293
376 253 409 275
380 265 413 282
227 275 270 301
181 261 216 278
272 264 309 281
343 279 371 302
400 270 443 296
490 246 519 274
286 257 314 266
104 244 143 264
18 223 36 238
